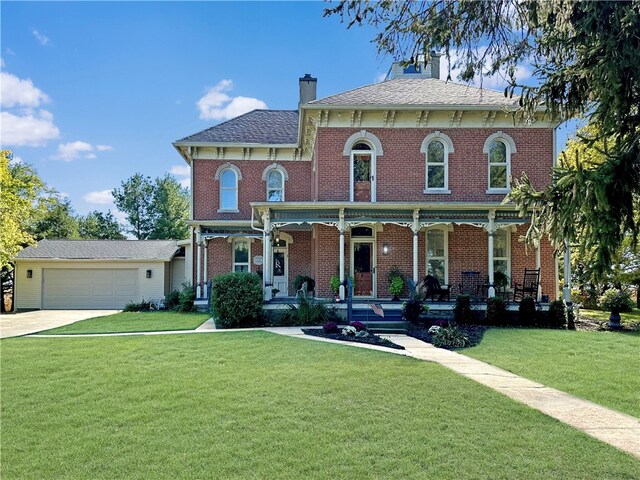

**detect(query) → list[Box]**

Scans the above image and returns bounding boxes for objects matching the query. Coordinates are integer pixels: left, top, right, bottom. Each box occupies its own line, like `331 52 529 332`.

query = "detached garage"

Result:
14 240 188 310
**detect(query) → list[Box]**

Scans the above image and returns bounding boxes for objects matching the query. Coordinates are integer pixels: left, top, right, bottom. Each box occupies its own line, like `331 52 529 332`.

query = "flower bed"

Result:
301 328 405 350
407 322 486 349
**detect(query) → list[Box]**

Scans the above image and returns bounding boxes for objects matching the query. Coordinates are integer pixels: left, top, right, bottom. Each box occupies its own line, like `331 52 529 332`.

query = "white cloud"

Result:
83 189 113 205
53 141 94 161
59 192 69 198
85 153 97 159
375 72 387 83
10 155 23 164
170 164 190 176
0 72 50 108
96 144 112 151
197 79 267 121
32 30 49 46
179 177 190 188
1 109 60 147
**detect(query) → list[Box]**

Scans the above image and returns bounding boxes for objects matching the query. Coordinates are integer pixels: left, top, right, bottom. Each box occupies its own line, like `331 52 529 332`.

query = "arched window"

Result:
483 132 516 193
342 131 383 202
421 131 453 194
220 168 238 211
262 163 288 202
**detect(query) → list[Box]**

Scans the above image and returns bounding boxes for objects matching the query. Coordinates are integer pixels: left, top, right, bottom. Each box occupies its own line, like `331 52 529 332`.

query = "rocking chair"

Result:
422 275 451 301
512 268 540 302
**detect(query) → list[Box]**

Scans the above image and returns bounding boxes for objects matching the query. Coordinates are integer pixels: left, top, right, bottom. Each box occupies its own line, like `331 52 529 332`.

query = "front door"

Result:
272 246 288 296
352 241 375 297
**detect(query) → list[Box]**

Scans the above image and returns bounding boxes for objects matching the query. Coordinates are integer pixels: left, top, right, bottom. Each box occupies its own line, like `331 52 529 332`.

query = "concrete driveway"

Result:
0 310 120 338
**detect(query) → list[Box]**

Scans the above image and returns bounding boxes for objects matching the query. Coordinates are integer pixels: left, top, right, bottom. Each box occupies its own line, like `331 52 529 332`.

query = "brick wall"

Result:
314 127 554 202
192 159 312 220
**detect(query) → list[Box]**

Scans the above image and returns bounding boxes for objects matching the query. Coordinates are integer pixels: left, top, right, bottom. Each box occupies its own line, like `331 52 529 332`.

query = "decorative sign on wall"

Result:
253 255 263 266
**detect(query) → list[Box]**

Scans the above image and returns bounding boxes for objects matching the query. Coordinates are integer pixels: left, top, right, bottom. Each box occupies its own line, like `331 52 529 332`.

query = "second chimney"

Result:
299 74 317 104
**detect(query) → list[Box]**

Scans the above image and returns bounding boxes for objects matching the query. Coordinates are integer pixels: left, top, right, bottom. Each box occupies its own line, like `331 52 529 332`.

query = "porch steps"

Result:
350 308 407 334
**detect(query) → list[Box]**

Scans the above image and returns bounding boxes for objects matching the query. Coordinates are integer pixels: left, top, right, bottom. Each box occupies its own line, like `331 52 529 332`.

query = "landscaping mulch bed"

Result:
407 323 487 349
301 328 405 350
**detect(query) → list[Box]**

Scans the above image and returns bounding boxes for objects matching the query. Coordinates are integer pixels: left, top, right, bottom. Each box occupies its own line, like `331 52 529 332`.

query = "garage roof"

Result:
15 239 181 261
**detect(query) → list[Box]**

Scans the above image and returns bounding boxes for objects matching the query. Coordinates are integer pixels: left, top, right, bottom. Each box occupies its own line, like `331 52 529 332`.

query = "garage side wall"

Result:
14 260 168 310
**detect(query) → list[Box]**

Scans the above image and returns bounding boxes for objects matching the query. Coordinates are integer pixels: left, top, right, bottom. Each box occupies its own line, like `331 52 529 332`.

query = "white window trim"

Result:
421 131 453 194
262 163 288 202
215 163 241 212
492 228 511 280
425 227 449 284
483 131 516 194
232 238 251 273
342 131 383 203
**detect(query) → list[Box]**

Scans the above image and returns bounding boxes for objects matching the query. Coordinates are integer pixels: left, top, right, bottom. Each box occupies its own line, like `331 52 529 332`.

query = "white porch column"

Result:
262 211 271 301
563 240 572 302
203 238 208 298
412 209 419 283
487 212 496 298
338 209 346 300
195 227 202 298
535 238 542 301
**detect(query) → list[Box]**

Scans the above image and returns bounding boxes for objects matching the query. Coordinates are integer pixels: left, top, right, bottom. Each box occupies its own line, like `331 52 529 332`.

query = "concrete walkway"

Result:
22 324 640 458
0 310 120 338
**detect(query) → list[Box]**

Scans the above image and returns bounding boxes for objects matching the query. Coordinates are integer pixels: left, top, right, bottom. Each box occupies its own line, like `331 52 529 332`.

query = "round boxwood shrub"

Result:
519 296 537 326
454 294 474 324
485 297 507 325
211 272 263 329
547 300 567 328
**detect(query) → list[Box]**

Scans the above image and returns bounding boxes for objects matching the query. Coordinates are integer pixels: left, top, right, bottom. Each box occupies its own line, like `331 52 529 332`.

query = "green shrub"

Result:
454 294 474 324
330 275 341 294
292 274 315 293
164 289 180 310
388 266 405 298
211 273 263 329
402 298 423 323
176 283 196 312
430 323 469 348
571 287 599 309
123 299 152 312
547 300 567 328
485 297 507 325
519 296 537 326
273 298 336 327
598 288 634 313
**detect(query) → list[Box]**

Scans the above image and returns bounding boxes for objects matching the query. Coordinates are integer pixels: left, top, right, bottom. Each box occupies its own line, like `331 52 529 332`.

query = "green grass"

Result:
464 328 640 417
37 311 210 334
580 307 640 324
2 333 639 479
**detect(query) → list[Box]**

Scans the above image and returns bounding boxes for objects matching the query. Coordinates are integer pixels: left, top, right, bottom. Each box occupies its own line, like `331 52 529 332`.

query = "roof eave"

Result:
172 141 299 149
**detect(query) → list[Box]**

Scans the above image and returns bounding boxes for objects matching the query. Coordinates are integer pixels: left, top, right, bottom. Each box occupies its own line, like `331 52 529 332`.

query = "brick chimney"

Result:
299 74 317 104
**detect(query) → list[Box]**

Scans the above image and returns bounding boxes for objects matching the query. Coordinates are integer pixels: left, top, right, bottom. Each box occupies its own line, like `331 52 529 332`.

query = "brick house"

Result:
174 59 559 303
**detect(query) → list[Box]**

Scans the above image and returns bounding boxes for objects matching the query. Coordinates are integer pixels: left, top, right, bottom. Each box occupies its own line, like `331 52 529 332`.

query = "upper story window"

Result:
262 163 289 202
215 163 242 212
483 131 516 194
342 131 383 202
421 131 453 194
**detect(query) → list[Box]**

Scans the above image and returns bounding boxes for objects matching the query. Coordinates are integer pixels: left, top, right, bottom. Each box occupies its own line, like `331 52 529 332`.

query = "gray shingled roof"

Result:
15 239 180 261
176 110 299 145
310 78 518 108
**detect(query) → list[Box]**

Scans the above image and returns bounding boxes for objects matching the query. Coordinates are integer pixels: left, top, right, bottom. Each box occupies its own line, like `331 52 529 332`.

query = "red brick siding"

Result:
192 159 312 220
314 128 553 202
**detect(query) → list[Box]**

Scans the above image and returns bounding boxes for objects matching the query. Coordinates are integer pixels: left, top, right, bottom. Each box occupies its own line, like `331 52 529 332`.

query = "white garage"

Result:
14 240 189 311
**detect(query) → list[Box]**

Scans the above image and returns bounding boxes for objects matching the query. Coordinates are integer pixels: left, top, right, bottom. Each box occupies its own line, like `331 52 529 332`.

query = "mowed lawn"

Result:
37 311 210 335
2 333 639 479
464 328 640 418
580 307 640 325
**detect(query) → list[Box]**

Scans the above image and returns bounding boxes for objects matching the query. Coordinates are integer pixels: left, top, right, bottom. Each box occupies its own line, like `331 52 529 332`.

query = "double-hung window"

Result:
426 228 448 283
421 131 453 194
233 239 250 272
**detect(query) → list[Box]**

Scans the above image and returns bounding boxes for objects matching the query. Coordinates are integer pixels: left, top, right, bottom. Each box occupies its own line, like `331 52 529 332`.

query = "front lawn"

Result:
464 328 640 418
37 311 210 335
580 307 640 325
2 332 639 479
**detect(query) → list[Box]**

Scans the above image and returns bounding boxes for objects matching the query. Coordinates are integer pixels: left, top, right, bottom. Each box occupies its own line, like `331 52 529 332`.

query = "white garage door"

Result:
42 269 139 309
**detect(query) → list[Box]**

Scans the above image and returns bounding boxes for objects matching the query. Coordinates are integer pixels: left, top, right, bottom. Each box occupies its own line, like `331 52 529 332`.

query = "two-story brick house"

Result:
174 59 559 303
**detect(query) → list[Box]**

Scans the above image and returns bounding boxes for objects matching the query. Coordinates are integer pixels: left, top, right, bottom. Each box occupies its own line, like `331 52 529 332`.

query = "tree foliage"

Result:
0 150 48 268
31 197 80 240
112 173 189 240
78 211 126 240
326 0 640 276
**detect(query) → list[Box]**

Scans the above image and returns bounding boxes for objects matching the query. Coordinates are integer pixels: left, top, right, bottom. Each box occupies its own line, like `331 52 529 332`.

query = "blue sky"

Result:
1 1 577 223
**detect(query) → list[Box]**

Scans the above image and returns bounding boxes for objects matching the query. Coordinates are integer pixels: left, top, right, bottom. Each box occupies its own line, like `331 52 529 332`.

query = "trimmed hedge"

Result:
211 273 263 329
519 297 537 326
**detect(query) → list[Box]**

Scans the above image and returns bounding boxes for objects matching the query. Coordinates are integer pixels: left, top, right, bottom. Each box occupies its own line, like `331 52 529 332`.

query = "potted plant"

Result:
388 266 405 301
598 288 633 329
330 275 341 301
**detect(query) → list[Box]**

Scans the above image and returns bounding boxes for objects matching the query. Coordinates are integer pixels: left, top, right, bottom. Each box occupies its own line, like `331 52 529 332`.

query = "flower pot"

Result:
392 295 400 302
608 309 622 329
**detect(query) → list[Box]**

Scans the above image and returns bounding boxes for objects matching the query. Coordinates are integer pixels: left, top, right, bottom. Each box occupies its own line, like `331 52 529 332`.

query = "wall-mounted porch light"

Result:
271 228 280 246
382 244 389 255
146 269 152 279
27 269 33 278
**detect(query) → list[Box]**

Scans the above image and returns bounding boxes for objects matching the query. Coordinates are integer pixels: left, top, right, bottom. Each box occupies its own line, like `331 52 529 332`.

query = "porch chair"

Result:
512 268 540 302
296 281 315 299
422 275 451 302
459 271 482 297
